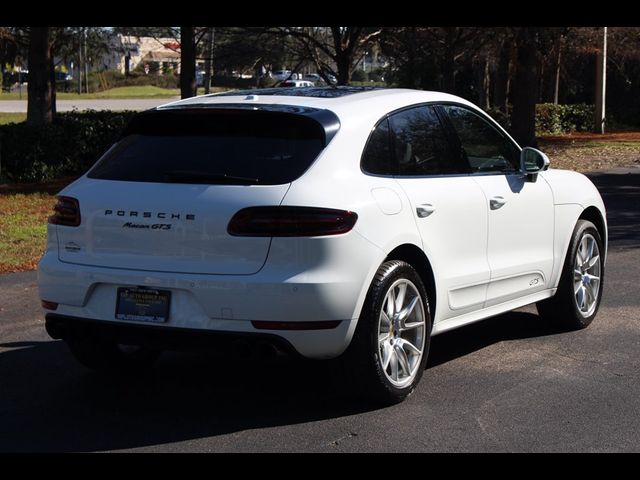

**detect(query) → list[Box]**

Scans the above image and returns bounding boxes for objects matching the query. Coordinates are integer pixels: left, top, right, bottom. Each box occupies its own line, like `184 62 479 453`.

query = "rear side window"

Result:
88 110 325 185
441 105 520 173
361 118 393 175
389 105 461 176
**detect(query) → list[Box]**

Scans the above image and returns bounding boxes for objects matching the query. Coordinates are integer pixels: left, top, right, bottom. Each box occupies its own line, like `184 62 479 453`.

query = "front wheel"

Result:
537 219 604 329
336 260 431 405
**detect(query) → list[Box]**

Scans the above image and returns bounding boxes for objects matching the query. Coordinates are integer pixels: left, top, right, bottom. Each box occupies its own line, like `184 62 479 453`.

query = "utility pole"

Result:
77 28 82 95
83 28 89 94
594 27 607 134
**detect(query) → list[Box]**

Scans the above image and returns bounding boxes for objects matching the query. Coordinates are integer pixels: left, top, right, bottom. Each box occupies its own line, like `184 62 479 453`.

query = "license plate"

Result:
115 287 171 323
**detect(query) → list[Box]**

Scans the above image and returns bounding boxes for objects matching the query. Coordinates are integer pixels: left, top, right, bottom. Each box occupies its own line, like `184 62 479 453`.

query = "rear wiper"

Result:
163 171 260 185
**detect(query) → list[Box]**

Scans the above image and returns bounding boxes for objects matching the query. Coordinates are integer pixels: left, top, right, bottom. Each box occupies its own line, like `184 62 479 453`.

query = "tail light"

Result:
49 196 81 227
228 206 357 237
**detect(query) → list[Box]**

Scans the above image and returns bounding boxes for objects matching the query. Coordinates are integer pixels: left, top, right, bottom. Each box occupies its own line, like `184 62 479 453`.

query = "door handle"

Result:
416 204 436 218
490 196 507 210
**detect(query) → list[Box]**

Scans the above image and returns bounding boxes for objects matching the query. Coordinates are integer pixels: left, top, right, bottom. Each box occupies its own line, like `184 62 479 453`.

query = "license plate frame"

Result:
115 287 171 323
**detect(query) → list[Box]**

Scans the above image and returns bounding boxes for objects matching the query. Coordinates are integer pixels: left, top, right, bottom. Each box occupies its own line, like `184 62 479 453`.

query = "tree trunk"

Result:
335 50 351 85
493 39 511 113
553 38 562 104
510 28 539 147
27 27 53 126
204 27 214 94
180 26 197 99
441 27 456 93
49 46 57 116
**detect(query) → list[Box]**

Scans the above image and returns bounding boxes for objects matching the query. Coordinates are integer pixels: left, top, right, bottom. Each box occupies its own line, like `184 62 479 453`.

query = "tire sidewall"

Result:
361 261 432 401
563 220 605 326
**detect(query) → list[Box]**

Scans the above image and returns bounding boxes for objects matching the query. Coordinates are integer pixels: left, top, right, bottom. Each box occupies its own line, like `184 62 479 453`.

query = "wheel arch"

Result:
579 205 607 262
384 244 437 320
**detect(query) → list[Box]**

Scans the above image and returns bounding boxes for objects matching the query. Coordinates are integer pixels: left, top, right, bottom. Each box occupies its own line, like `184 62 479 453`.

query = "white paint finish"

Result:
38 88 609 360
56 179 289 275
394 176 491 321
432 288 557 336
472 173 555 305
370 187 403 215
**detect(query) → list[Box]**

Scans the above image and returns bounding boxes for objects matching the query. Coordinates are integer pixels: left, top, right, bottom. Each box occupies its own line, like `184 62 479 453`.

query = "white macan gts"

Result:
38 87 607 404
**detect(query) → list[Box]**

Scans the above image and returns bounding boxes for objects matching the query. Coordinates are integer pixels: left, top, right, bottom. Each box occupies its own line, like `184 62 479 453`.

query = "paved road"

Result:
1 168 639 452
0 98 178 113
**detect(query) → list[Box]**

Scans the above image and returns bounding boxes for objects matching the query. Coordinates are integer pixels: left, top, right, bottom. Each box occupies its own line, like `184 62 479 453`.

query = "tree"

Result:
510 27 539 147
180 26 196 98
265 27 383 85
27 27 53 126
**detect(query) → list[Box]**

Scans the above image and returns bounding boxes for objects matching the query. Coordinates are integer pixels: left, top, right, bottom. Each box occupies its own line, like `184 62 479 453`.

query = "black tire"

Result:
335 260 431 405
536 219 605 329
65 332 160 372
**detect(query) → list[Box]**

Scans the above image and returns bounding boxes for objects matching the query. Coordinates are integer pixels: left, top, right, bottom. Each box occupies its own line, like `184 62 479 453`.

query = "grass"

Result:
0 112 26 125
0 85 230 101
0 192 55 273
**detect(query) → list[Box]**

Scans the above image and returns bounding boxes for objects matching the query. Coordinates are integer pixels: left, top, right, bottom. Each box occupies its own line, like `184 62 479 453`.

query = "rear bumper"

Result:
37 230 384 358
45 313 298 356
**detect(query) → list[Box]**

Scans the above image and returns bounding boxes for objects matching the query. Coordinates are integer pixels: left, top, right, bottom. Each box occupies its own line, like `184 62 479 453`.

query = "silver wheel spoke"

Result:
402 320 423 331
587 255 600 269
395 283 407 315
577 286 586 310
390 350 399 381
398 338 422 357
395 344 411 377
398 296 419 323
381 341 393 370
385 289 396 317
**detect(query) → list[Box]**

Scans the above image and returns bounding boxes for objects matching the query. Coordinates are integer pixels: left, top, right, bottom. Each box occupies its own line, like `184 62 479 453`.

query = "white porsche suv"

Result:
39 87 607 404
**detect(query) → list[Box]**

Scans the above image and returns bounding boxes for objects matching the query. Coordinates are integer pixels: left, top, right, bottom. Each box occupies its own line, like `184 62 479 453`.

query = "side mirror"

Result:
520 147 550 174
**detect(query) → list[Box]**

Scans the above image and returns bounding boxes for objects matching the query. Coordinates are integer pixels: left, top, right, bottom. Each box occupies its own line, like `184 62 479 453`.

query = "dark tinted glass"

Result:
361 118 393 175
389 105 459 176
442 105 520 173
88 110 325 185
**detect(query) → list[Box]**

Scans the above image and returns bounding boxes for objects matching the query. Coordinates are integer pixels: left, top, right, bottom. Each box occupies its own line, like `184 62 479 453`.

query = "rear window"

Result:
87 109 325 185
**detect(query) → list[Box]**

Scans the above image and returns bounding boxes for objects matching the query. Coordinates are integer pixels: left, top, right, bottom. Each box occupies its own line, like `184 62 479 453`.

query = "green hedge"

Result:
0 110 137 183
535 103 594 135
486 104 594 136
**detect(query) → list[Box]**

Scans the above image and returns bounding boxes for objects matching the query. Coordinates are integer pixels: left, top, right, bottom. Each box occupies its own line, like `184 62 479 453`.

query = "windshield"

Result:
87 109 326 185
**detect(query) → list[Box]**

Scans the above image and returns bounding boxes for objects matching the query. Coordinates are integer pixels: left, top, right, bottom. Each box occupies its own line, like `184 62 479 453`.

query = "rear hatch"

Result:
56 108 328 275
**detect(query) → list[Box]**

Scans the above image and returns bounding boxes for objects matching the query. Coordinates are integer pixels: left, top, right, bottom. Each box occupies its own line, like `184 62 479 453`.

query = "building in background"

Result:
103 35 181 75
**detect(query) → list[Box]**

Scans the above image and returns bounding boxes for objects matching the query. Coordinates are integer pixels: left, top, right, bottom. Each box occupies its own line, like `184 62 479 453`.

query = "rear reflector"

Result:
228 206 357 237
251 320 341 331
49 196 81 227
41 300 59 311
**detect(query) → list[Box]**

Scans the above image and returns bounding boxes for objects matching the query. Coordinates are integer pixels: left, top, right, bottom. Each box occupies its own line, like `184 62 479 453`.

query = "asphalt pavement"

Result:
0 167 639 452
0 98 178 113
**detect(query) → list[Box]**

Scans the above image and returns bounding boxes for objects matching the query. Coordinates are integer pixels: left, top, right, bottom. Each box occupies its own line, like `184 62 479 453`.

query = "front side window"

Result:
441 105 520 173
389 105 461 176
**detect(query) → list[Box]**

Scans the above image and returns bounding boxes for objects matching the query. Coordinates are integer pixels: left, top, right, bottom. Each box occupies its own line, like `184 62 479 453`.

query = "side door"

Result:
385 105 491 322
439 104 554 307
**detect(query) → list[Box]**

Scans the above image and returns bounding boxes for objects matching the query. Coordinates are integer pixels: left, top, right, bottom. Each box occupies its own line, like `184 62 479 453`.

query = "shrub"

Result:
0 110 138 183
535 103 594 135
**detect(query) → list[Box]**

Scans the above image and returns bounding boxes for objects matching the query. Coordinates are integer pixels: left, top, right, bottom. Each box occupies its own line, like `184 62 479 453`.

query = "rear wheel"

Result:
65 333 160 372
537 219 604 329
337 260 431 405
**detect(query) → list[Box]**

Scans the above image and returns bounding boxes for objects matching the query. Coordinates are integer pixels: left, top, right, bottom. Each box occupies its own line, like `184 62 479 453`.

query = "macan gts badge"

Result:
39 87 607 404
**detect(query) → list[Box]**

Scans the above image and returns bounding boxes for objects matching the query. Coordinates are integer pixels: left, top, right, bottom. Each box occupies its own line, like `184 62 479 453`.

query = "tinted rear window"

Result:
87 110 325 185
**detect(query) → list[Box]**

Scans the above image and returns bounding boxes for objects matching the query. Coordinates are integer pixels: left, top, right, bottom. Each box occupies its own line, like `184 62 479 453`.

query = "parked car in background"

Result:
272 70 293 81
39 87 607 405
280 80 315 88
